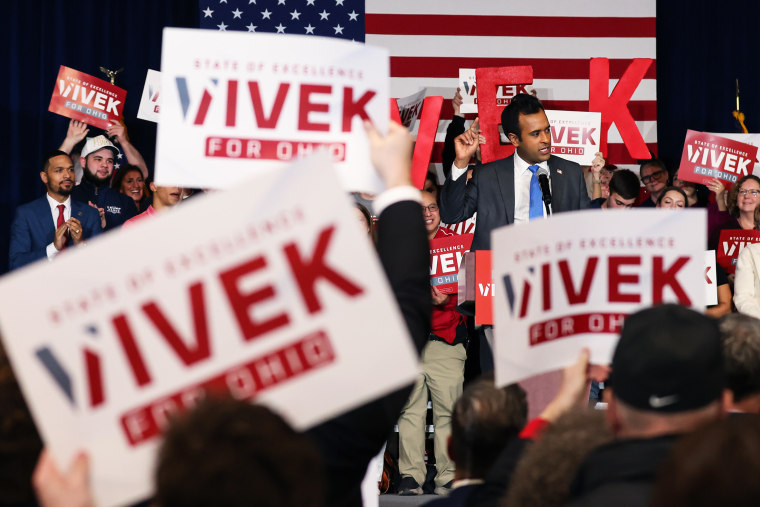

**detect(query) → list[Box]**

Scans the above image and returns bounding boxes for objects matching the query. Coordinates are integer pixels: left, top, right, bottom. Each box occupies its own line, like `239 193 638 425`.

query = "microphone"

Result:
537 166 552 215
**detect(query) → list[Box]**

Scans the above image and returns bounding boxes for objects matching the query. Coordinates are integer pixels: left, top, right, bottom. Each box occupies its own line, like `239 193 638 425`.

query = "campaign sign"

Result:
458 68 533 115
710 133 760 165
475 250 494 326
48 66 127 130
0 155 418 507
137 69 161 123
545 110 602 166
705 250 718 306
716 229 760 274
155 28 389 193
678 130 758 188
430 233 474 294
396 88 427 130
492 209 706 386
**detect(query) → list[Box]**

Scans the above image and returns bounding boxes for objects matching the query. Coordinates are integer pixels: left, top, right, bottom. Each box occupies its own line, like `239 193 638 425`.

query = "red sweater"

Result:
431 226 466 343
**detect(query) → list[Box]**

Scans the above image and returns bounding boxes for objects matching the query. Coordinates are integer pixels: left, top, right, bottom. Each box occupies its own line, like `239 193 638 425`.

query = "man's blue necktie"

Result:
528 165 543 220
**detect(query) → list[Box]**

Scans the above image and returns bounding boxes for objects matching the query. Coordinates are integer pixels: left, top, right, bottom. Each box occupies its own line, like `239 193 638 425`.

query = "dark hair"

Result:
500 94 545 141
651 416 760 507
727 174 760 219
608 169 641 200
503 410 613 507
354 202 375 242
656 186 688 206
155 396 324 507
640 159 670 184
719 314 760 402
451 376 527 478
41 150 72 173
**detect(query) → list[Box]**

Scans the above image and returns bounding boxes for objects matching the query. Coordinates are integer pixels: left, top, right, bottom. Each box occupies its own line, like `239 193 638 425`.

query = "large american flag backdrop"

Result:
199 0 656 173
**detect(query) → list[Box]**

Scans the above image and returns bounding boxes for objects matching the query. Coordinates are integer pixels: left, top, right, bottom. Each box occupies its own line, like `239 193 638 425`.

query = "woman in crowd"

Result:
656 186 687 208
673 169 709 207
708 175 760 250
111 165 151 213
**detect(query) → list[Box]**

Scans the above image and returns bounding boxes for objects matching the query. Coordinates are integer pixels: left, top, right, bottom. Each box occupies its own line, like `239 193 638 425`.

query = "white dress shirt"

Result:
45 194 71 259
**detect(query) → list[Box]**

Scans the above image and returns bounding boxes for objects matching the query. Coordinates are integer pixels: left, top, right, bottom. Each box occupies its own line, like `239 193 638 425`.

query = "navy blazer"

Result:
9 197 102 270
440 154 590 250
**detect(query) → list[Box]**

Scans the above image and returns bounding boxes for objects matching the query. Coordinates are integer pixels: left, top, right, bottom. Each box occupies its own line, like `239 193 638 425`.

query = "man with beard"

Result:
9 151 101 270
72 135 136 230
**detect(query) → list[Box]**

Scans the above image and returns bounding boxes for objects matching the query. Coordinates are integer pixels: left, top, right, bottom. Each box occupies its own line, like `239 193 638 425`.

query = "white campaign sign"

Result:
458 68 477 114
137 69 161 123
396 87 427 131
155 28 389 193
0 155 418 507
492 209 706 386
705 250 718 306
545 110 602 165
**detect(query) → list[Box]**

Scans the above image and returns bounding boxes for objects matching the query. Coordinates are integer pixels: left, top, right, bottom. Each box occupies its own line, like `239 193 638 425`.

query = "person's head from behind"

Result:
639 159 669 197
40 150 75 198
605 169 640 209
111 165 147 204
155 396 324 507
79 135 119 185
656 186 687 209
719 313 760 414
449 376 527 480
606 304 725 438
503 410 614 507
501 93 550 165
650 415 760 507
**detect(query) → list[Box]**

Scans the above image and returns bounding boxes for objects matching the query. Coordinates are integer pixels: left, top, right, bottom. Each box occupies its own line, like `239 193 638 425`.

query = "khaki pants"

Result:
397 340 466 487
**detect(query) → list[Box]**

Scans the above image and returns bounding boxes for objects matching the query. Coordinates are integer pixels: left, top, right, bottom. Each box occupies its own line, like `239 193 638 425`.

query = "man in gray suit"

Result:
441 94 590 251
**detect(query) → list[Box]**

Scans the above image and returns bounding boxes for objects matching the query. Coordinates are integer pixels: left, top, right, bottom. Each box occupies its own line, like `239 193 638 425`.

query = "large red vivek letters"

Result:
390 96 443 189
589 58 653 159
475 66 534 163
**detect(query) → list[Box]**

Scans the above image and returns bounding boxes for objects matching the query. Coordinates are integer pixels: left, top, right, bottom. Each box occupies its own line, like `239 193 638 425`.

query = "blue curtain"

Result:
1 0 198 272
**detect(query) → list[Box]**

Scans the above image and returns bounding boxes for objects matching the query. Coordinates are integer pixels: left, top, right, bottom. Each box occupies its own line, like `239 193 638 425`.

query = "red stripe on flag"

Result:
435 100 657 122
429 142 658 166
390 57 657 80
366 15 656 38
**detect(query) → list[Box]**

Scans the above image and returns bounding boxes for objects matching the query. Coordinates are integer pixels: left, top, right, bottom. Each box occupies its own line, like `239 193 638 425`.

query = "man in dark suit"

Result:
9 151 101 270
440 93 590 251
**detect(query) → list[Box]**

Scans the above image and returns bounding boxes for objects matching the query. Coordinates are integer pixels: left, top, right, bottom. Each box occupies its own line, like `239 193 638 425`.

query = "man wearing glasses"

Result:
397 191 467 496
638 159 670 207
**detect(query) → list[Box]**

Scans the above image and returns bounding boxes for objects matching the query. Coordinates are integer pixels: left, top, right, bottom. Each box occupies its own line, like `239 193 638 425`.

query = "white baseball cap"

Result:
81 135 120 159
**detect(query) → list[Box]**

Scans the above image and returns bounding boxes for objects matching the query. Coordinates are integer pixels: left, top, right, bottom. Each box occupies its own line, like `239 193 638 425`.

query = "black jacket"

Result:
71 179 137 231
565 435 679 507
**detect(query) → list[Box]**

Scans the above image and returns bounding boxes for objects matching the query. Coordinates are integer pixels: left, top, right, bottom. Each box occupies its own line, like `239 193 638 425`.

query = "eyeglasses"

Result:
641 169 667 184
422 204 439 213
739 189 760 197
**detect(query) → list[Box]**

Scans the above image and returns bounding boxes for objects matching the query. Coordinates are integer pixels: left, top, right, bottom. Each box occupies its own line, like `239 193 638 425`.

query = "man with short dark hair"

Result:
440 93 590 251
124 183 183 226
421 378 526 506
9 151 101 270
71 135 136 230
567 305 726 506
637 159 669 207
591 169 641 209
719 313 760 414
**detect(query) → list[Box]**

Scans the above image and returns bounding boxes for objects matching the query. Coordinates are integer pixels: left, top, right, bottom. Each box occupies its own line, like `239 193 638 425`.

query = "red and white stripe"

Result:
366 0 656 174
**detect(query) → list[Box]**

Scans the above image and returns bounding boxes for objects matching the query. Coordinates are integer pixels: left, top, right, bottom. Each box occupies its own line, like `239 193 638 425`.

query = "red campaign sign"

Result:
678 130 758 189
390 96 443 189
717 229 760 274
475 250 493 326
48 66 127 130
475 66 534 164
429 233 473 294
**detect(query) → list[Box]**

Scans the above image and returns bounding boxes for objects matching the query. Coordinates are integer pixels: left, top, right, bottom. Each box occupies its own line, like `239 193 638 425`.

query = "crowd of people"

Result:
3 84 760 507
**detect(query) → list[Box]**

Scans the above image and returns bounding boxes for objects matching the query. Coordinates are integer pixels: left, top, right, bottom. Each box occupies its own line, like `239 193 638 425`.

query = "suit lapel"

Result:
548 156 562 212
495 155 515 224
32 197 56 244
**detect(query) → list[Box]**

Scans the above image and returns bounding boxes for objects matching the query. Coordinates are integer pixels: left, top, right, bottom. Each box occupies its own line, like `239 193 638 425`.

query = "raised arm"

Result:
106 121 149 179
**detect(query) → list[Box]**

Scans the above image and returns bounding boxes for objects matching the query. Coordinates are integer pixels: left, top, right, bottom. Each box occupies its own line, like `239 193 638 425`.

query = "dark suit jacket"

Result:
440 155 590 250
306 199 431 507
9 197 102 270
